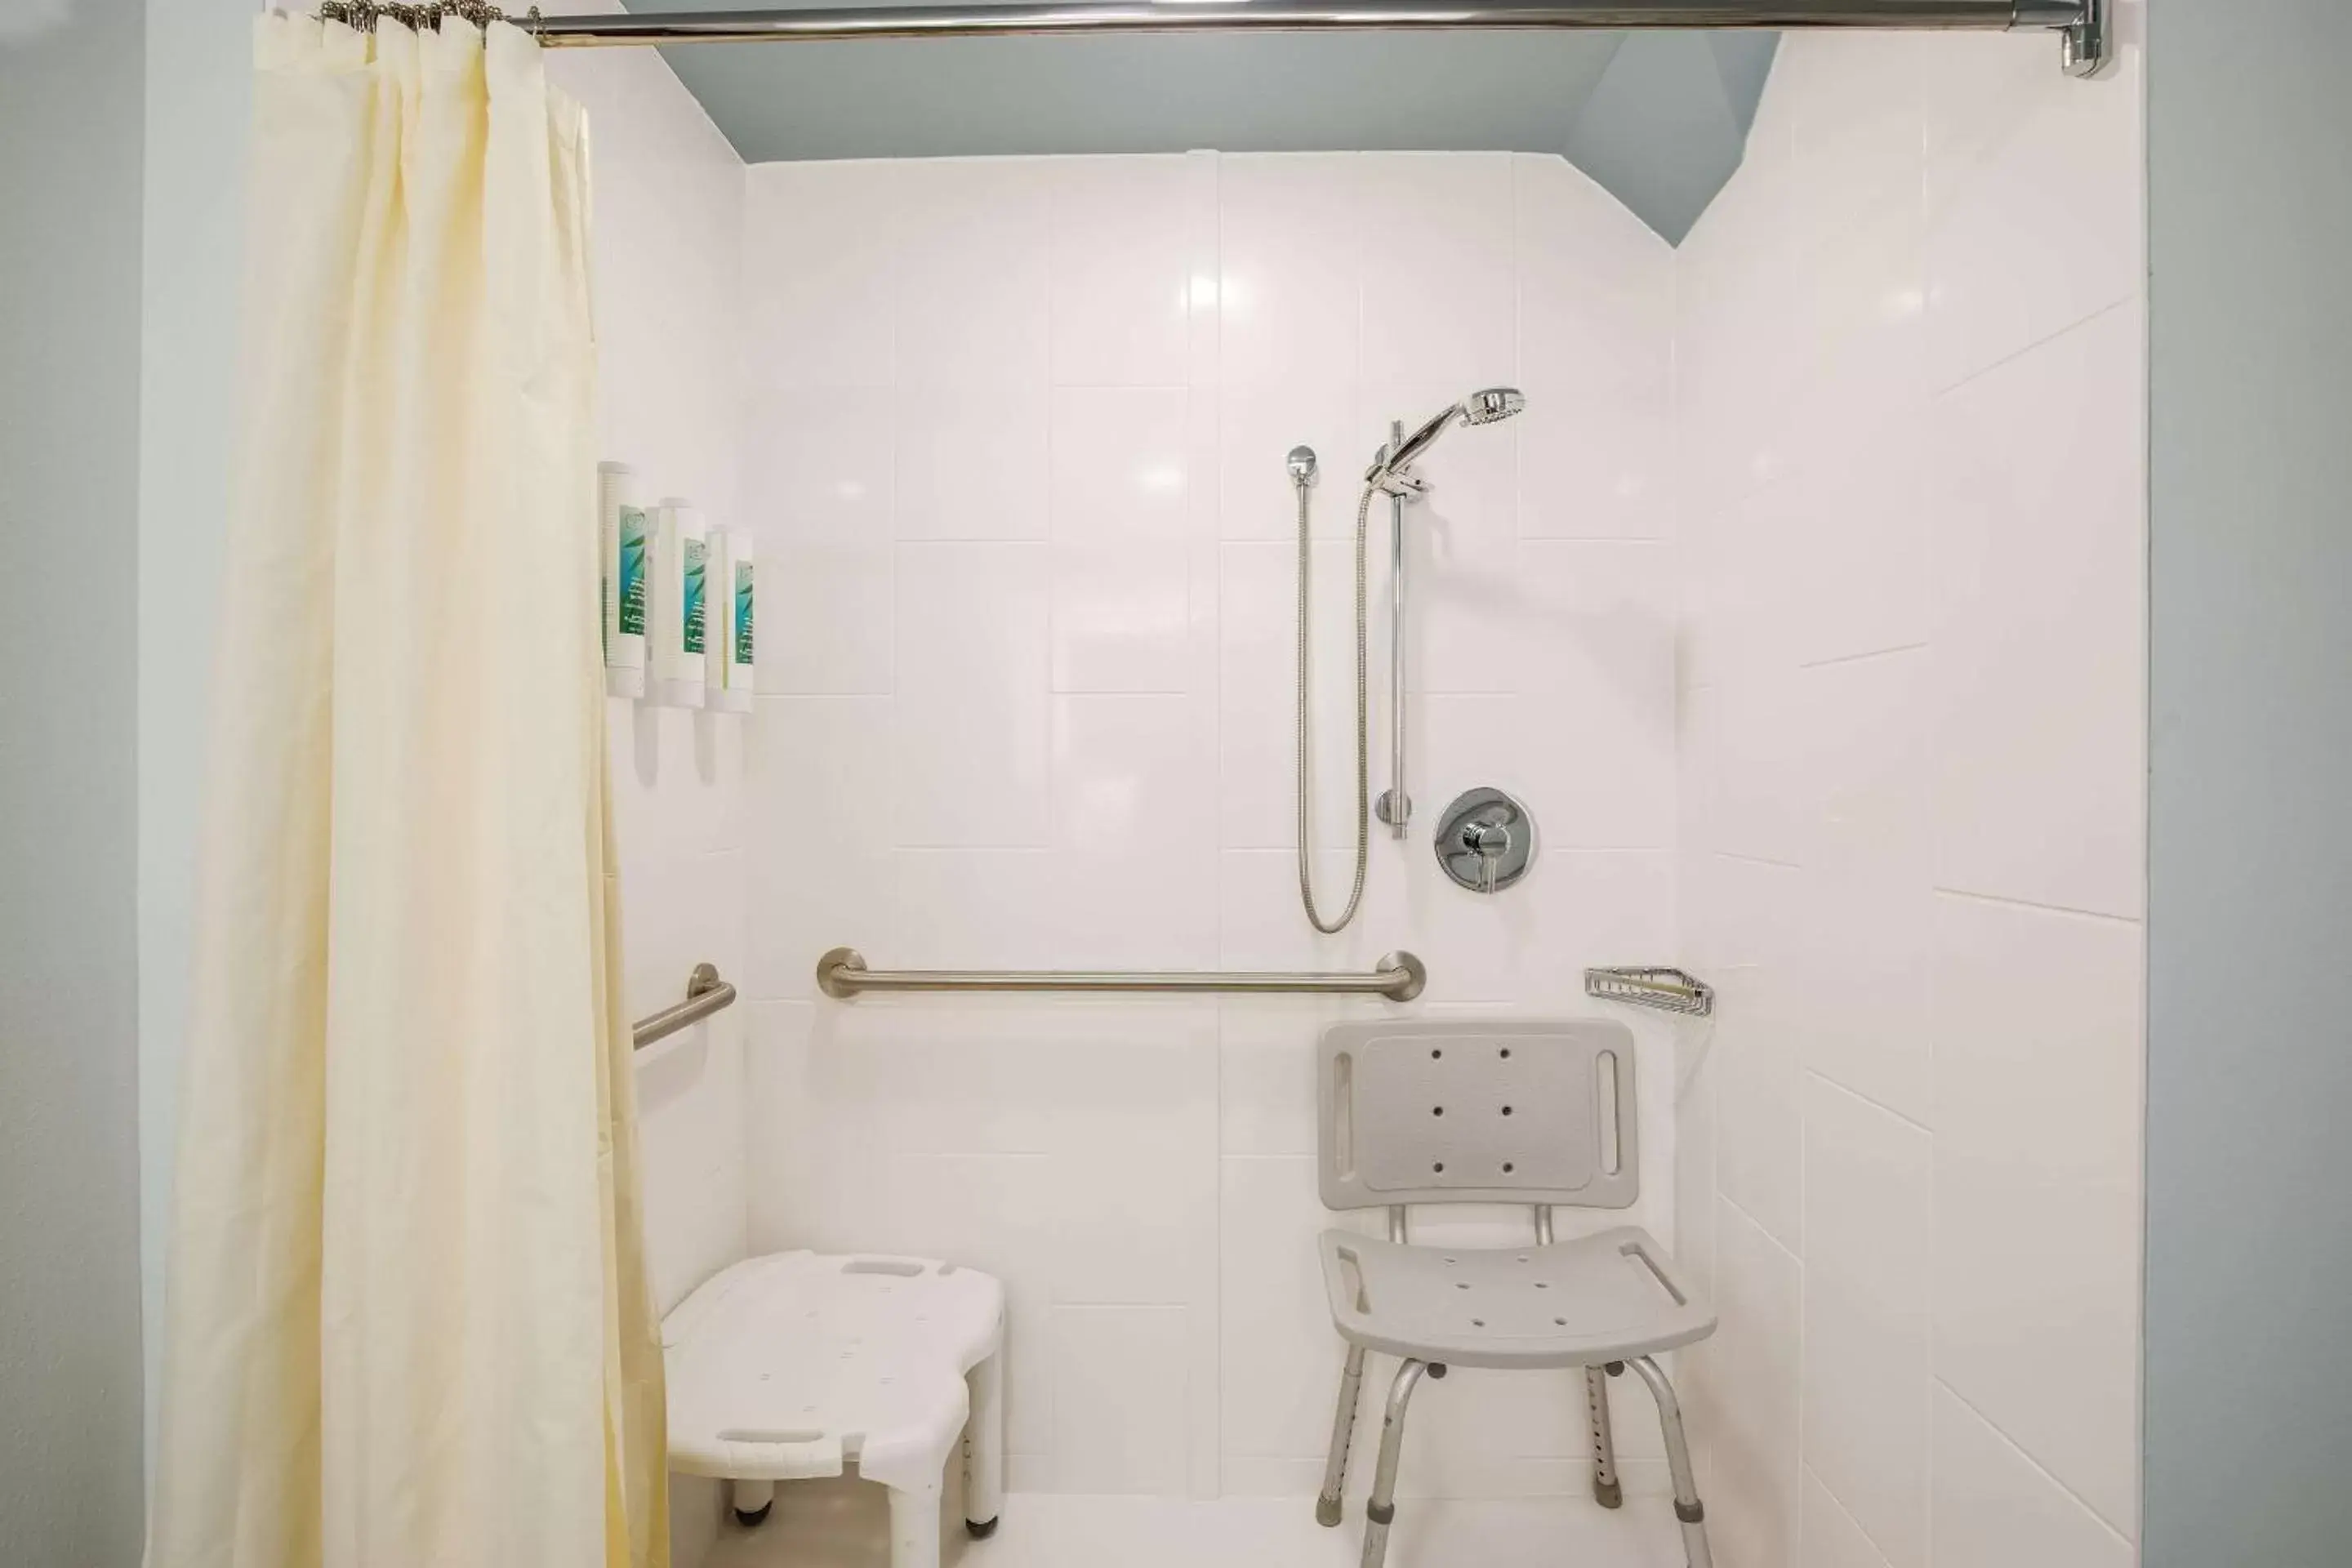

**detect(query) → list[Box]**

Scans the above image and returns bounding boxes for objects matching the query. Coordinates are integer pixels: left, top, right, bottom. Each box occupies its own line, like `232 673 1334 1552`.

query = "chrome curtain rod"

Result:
319 2 2108 78
817 947 1428 1000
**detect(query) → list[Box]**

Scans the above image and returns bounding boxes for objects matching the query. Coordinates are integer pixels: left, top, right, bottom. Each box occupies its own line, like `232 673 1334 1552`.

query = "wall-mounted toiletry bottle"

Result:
652 497 708 709
713 528 754 713
599 461 648 698
702 526 733 703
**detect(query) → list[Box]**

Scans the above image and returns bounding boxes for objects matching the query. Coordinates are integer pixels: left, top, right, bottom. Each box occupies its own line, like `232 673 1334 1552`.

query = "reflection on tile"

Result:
1051 387 1193 544
1219 154 1364 387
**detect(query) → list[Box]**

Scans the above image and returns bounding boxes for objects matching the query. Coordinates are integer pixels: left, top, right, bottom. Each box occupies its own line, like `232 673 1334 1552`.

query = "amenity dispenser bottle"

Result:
599 461 648 698
712 527 754 713
652 497 708 709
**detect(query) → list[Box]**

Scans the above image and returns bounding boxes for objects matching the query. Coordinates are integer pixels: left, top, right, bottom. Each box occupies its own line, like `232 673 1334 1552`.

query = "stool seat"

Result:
1320 1224 1713 1371
664 1250 1005 1567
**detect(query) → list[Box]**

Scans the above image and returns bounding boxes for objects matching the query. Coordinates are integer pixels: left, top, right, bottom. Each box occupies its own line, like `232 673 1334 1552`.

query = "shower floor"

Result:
696 1478 1685 1568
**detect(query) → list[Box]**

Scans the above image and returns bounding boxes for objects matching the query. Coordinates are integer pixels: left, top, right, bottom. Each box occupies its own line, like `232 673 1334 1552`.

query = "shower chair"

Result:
1312 1019 1717 1568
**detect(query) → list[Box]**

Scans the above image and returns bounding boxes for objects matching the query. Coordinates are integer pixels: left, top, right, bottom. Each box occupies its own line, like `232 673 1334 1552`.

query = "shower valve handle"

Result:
1463 819 1512 894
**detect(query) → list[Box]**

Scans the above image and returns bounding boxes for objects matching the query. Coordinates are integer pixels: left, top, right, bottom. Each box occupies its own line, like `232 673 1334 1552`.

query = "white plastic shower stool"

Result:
663 1250 1006 1568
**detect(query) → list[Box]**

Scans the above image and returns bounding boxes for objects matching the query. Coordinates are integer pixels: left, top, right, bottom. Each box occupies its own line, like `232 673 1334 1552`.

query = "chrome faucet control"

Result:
1435 787 1537 895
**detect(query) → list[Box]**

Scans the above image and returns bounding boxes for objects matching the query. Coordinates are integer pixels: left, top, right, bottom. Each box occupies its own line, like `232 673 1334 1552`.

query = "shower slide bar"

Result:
489 0 2109 78
634 961 738 1049
817 946 1428 1000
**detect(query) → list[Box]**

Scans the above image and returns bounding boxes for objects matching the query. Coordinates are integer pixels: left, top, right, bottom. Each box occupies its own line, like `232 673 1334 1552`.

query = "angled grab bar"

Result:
634 962 737 1049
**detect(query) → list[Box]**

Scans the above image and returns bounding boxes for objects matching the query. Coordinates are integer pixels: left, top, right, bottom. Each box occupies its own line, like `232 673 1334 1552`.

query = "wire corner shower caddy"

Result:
317 1 2113 81
1584 966 1715 1018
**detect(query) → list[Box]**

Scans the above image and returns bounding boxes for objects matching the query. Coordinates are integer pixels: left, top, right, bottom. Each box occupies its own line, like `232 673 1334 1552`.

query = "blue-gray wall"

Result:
637 2 1775 242
0 0 149 1561
2145 3 2352 1563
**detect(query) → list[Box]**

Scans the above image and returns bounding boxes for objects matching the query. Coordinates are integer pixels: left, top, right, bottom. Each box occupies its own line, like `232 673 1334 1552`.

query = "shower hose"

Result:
1294 477 1378 934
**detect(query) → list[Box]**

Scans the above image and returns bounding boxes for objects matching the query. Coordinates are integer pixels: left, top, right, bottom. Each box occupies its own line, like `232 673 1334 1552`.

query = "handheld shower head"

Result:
1463 386 1526 426
1367 386 1526 489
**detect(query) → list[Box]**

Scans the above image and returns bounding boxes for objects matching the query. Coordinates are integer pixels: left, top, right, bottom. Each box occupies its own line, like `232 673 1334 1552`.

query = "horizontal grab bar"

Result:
634 962 737 1049
817 947 1427 1001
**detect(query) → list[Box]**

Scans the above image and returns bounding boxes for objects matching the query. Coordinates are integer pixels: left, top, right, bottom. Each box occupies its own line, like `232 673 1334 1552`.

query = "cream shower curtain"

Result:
149 15 665 1567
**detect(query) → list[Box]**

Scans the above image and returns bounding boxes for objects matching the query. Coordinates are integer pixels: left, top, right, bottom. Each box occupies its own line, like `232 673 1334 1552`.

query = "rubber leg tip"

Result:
733 1503 772 1527
1593 1479 1624 1510
965 1516 1000 1539
1316 1496 1345 1528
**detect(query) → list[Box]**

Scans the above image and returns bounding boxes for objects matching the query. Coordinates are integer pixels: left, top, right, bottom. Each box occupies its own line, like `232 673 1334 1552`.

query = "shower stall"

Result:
558 5 2144 1563
105 1 2172 1566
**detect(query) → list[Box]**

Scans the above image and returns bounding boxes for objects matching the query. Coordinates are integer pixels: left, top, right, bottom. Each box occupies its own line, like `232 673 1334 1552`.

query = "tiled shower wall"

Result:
554 35 752 1330
1673 26 2145 1568
736 151 1689 1499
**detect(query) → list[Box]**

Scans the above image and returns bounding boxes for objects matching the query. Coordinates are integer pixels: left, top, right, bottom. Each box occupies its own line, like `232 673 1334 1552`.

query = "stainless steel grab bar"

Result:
634 962 737 1049
817 947 1427 1001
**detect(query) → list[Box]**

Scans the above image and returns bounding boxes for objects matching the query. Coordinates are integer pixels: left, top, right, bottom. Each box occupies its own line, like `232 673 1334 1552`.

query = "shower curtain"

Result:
149 15 666 1567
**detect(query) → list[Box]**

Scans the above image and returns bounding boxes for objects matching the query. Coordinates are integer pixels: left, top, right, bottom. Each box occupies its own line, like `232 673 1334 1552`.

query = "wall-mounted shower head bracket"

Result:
2061 0 2108 79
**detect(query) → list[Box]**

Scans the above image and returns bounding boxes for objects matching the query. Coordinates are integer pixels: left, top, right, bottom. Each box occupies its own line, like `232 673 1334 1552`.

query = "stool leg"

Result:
963 1348 1004 1537
888 1482 942 1568
1585 1365 1623 1508
1359 1359 1430 1568
731 1478 773 1526
1627 1356 1713 1568
1316 1343 1368 1527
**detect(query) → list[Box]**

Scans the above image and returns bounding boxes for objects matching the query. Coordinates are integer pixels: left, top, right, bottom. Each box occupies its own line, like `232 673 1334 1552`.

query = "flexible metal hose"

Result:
1294 477 1376 933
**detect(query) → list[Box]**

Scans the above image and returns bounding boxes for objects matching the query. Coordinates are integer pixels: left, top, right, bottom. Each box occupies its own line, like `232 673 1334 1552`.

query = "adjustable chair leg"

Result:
1628 1356 1713 1568
1585 1365 1623 1508
1360 1360 1431 1568
1317 1344 1368 1527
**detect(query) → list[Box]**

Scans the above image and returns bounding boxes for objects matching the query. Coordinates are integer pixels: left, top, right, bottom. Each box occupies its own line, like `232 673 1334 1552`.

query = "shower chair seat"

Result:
1318 1225 1712 1371
662 1250 1005 1568
1311 1018 1718 1568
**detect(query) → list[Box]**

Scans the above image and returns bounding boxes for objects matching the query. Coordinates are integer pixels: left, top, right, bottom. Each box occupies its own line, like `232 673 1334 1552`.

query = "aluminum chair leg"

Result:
1628 1356 1713 1568
1360 1359 1431 1568
1585 1365 1623 1508
1317 1343 1369 1527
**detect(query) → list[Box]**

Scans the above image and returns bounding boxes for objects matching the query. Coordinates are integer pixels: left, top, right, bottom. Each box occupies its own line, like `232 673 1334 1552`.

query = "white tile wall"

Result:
1675 24 2146 1568
552 20 751 1330
546 30 755 1568
738 151 1681 1500
655 31 2145 1540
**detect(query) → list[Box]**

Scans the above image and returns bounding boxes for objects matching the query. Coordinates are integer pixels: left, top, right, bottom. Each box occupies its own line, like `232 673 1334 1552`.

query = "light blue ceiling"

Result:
631 3 1775 243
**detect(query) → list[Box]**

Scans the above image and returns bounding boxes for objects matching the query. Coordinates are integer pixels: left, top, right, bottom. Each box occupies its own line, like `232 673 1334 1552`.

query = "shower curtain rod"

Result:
318 1 2108 77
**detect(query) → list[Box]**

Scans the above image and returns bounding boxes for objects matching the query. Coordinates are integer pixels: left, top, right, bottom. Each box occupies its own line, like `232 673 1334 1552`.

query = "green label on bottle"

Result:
682 536 707 655
617 508 648 637
733 560 755 665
